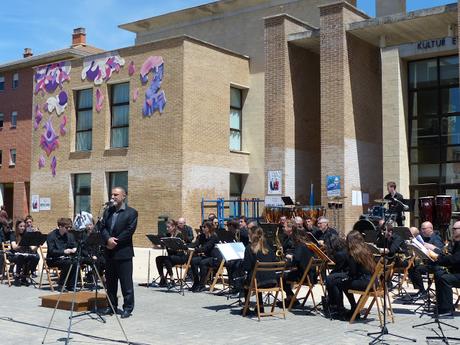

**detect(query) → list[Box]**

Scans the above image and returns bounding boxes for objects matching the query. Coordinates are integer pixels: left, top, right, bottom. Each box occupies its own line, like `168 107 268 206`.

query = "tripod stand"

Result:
41 231 130 345
367 217 416 344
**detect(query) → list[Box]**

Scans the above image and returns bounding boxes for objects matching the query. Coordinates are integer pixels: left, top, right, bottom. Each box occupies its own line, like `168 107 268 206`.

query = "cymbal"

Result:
374 199 390 204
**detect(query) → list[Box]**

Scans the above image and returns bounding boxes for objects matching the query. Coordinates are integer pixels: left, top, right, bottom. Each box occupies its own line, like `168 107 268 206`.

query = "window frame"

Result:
110 83 130 148
12 72 19 89
229 87 243 151
9 148 16 166
75 88 93 151
108 171 128 200
73 173 91 215
0 75 4 91
0 150 3 166
0 113 4 128
11 111 17 128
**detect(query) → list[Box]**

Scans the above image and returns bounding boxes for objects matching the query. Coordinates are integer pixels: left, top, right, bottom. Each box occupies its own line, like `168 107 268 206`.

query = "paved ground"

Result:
0 281 459 345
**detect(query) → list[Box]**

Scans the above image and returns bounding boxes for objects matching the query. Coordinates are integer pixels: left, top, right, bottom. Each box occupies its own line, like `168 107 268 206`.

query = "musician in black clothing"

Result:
190 221 219 292
304 216 319 234
10 219 40 286
376 221 407 262
283 228 315 305
238 216 250 246
433 222 460 316
281 220 295 255
313 216 338 249
46 218 77 290
384 181 406 226
408 221 444 299
155 219 190 287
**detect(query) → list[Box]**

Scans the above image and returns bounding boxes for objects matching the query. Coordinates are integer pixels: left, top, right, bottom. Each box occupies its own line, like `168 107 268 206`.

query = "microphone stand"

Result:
367 214 416 345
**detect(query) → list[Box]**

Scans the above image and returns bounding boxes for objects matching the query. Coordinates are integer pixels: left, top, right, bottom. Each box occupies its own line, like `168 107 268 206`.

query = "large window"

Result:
76 89 93 151
11 111 17 128
0 75 4 91
409 55 460 211
12 72 19 89
9 149 16 166
110 83 129 148
230 87 242 151
74 173 91 214
108 171 128 199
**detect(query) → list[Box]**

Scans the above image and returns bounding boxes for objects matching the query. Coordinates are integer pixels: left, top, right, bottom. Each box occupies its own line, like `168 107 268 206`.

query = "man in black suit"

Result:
100 186 138 319
384 181 407 226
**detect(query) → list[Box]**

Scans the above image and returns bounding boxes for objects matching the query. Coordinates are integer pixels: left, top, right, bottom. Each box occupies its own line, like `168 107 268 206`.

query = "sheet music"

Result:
411 238 429 256
216 242 245 261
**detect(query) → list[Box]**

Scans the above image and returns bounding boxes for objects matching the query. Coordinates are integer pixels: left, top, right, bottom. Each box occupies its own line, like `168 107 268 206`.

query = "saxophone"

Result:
275 226 284 259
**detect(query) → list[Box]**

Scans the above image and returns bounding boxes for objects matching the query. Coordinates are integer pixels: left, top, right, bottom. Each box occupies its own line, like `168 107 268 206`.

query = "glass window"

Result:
410 118 439 146
0 113 3 128
108 171 128 199
110 83 129 148
11 111 17 128
410 147 440 164
441 116 460 145
444 146 460 162
440 56 459 86
410 90 438 117
74 173 91 214
9 149 16 166
441 87 460 114
0 150 2 165
12 72 19 89
442 163 460 184
76 89 93 151
409 58 437 89
230 87 242 151
410 164 440 185
0 76 4 91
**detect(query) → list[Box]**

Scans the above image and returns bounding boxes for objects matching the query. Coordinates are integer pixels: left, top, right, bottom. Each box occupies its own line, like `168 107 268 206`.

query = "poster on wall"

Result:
39 198 51 211
31 195 40 212
267 170 282 195
326 175 341 197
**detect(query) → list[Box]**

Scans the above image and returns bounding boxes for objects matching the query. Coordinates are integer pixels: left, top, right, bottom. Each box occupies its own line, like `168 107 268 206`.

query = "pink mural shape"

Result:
60 115 67 136
38 155 45 169
141 56 166 116
128 61 135 76
34 61 71 95
51 156 57 177
34 104 43 130
96 89 104 112
46 91 68 116
81 53 125 85
40 118 59 156
132 88 139 102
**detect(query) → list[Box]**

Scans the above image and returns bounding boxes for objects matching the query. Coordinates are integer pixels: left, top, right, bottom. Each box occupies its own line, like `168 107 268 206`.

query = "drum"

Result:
327 202 335 209
418 196 435 223
352 219 378 243
435 195 452 225
371 206 385 219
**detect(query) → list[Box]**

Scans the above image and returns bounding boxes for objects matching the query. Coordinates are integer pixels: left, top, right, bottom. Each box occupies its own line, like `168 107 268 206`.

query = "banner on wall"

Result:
326 175 341 197
31 195 40 212
39 198 51 211
267 170 282 195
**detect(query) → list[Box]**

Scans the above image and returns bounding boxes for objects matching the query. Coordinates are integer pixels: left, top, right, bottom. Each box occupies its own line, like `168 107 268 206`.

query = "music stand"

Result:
362 231 379 245
160 237 189 295
393 227 412 241
217 229 236 243
305 232 320 247
146 234 164 248
18 232 47 247
259 222 278 250
144 234 165 287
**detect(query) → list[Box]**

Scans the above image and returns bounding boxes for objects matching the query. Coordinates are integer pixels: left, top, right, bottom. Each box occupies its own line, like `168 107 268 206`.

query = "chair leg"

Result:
271 290 279 313
386 291 394 322
350 295 368 324
280 280 286 319
375 296 383 327
242 290 252 317
255 287 261 321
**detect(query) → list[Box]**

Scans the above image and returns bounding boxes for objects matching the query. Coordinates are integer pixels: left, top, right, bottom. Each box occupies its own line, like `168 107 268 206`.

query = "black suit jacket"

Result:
100 205 138 260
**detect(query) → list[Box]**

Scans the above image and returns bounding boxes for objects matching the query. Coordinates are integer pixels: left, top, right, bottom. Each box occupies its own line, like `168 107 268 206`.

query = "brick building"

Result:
0 29 102 220
29 0 460 245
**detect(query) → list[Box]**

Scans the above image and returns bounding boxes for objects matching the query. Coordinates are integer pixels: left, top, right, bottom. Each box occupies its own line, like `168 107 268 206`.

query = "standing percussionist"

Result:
100 187 138 319
384 181 406 226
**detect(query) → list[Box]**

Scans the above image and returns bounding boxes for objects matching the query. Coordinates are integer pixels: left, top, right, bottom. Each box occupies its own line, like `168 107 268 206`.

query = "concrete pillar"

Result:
13 181 29 219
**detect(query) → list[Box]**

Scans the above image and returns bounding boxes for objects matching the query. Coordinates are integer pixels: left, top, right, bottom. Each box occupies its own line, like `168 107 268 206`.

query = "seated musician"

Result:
326 230 376 320
278 216 287 233
294 216 306 233
283 228 315 306
177 217 194 242
376 221 408 264
242 226 277 314
10 219 40 286
46 218 78 291
408 221 444 299
433 222 460 317
190 221 219 292
281 220 295 255
155 219 191 287
304 216 319 234
313 216 338 249
238 216 250 246
410 226 424 244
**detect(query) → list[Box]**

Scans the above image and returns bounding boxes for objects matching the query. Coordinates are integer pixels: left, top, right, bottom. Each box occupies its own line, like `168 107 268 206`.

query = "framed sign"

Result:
267 170 282 195
326 175 341 197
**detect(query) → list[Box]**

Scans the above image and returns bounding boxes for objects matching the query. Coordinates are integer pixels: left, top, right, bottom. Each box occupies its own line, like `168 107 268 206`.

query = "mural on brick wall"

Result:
140 56 166 117
128 61 135 76
40 117 59 156
38 155 46 169
46 90 68 116
34 104 43 131
81 53 125 85
34 61 71 95
60 115 68 136
96 88 104 112
50 156 57 177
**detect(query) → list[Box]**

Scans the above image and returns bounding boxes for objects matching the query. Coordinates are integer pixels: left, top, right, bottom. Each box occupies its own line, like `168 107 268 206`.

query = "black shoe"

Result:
21 278 30 287
438 309 454 318
189 283 198 291
158 278 167 287
193 285 207 293
120 310 132 319
100 307 115 315
13 278 21 287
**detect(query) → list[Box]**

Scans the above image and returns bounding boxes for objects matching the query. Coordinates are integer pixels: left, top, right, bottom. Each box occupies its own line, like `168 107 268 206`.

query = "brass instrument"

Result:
274 226 284 259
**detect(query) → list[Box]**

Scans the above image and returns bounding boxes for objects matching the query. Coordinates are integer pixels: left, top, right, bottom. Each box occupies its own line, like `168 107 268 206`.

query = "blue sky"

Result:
0 0 455 64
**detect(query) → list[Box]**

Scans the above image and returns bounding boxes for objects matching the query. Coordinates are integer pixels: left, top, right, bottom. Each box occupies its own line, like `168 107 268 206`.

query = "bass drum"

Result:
353 219 378 244
418 196 435 223
435 195 452 225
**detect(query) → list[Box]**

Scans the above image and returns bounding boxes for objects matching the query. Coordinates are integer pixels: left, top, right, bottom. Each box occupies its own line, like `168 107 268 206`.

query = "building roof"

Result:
0 45 104 72
347 3 458 47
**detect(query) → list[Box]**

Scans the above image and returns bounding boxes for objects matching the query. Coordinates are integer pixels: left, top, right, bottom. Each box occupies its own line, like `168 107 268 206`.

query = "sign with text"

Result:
39 198 51 211
267 170 282 195
31 195 39 212
326 175 341 197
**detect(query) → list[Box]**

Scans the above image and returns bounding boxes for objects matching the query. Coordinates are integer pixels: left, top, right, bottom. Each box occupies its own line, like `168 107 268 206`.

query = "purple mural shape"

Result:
132 88 139 102
60 115 67 136
81 53 125 85
46 91 68 116
51 156 57 177
141 56 166 117
38 155 45 169
128 61 135 76
96 88 104 112
40 118 59 156
34 61 71 95
34 104 43 130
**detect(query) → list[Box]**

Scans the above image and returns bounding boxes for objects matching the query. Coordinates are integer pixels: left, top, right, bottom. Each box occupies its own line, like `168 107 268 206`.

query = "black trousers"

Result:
191 256 218 285
11 253 39 277
435 270 460 312
106 258 134 312
326 272 369 311
408 264 428 292
156 254 187 278
47 257 77 288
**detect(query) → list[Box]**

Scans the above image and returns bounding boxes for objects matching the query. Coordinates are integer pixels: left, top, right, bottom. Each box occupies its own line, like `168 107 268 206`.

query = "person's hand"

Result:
107 237 118 249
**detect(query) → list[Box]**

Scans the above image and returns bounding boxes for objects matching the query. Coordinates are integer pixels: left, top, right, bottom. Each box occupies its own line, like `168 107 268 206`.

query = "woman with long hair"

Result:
326 230 376 319
10 218 40 286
